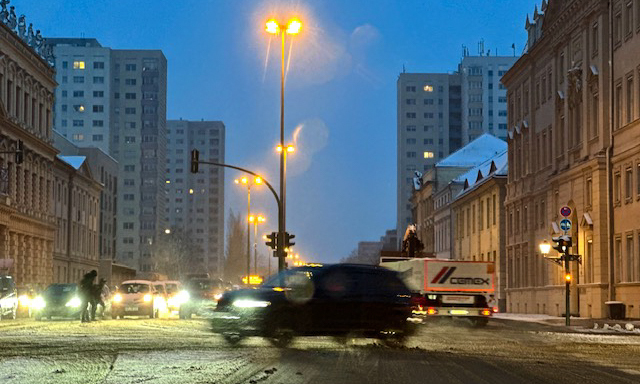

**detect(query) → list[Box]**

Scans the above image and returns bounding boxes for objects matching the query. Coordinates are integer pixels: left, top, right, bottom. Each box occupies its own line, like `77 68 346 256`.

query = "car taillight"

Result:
481 309 491 316
427 307 438 315
492 306 499 313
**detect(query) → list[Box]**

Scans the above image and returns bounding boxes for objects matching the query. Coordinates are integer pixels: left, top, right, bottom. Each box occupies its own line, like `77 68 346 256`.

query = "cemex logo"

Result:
431 266 490 285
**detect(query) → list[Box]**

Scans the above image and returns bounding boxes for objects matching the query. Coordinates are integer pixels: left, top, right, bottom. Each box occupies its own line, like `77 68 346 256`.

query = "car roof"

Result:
121 280 153 285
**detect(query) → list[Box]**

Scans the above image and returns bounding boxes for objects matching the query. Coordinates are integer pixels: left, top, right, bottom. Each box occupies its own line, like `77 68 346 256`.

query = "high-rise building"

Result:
459 55 518 144
166 120 225 277
397 54 517 241
397 73 461 237
47 39 168 272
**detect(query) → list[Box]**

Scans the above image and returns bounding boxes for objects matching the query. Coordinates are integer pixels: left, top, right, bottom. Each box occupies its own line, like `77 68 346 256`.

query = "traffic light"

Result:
284 232 295 248
265 232 277 250
552 235 572 254
190 149 199 173
15 140 23 165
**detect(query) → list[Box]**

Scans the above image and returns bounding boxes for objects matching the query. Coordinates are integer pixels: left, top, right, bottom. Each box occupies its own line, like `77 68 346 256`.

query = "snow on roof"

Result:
58 155 87 170
436 134 507 168
454 149 508 199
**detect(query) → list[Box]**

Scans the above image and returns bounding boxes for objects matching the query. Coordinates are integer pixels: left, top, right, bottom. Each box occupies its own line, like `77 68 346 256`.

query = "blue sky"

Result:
23 0 536 263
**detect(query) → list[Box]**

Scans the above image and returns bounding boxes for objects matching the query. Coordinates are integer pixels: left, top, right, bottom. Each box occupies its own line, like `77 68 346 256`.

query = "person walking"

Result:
79 270 97 323
91 278 109 320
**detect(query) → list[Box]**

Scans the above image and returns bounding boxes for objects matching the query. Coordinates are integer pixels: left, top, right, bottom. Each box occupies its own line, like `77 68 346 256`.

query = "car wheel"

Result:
269 328 295 348
222 332 243 346
379 330 406 348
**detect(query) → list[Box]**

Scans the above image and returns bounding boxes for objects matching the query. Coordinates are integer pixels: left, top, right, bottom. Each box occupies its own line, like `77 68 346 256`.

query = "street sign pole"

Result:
564 251 570 326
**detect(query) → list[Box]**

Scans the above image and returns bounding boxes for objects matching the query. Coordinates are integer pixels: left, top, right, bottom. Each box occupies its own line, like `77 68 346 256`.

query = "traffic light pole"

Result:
191 159 286 272
564 252 570 326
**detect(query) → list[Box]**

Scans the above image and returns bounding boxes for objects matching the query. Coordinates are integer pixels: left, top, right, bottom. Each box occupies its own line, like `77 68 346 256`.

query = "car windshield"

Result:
189 280 221 291
122 284 150 294
165 283 179 294
262 269 315 288
0 276 13 291
45 285 76 295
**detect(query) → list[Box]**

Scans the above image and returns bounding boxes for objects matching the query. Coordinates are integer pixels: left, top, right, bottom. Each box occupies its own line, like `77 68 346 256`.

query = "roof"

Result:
436 134 507 168
454 149 508 199
57 155 86 170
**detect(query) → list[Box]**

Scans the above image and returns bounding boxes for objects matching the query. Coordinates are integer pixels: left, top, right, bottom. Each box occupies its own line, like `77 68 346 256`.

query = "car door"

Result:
309 268 361 333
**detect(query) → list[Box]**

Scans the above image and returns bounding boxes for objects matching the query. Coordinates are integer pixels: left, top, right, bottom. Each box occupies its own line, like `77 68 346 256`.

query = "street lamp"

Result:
539 240 551 255
265 17 302 272
235 176 263 280
249 215 266 276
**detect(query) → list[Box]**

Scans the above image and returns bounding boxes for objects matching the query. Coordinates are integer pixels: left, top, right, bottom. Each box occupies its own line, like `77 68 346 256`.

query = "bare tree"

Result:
153 230 199 280
224 210 246 283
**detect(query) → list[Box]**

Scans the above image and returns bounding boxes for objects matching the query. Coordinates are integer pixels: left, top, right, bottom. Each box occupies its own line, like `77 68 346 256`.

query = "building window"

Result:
124 165 135 172
406 98 416 105
73 91 84 98
93 120 104 127
406 112 416 118
637 164 640 196
73 76 84 84
615 172 622 203
423 85 433 92
406 138 416 145
93 91 104 98
406 152 416 158
423 151 434 159
92 134 103 141
125 78 137 85
72 120 84 127
626 234 634 282
616 82 623 129
125 93 137 100
626 167 633 201
424 139 433 145
124 136 136 143
73 61 85 69
123 223 134 230
590 90 599 139
124 179 135 186
125 107 136 114
72 134 84 141
93 61 104 69
93 76 104 84
406 125 416 132
123 194 135 201
586 178 593 207
93 105 104 113
424 112 434 118
125 63 137 71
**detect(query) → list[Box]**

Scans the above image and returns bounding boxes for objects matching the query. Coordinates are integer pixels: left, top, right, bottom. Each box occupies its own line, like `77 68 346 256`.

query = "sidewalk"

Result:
493 313 640 335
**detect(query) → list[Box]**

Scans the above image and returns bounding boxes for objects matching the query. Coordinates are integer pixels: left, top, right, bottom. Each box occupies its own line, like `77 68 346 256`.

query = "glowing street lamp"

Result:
539 240 551 255
265 17 303 272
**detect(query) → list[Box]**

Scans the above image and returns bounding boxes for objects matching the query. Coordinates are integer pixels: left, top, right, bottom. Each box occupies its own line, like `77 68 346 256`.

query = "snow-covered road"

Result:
0 317 639 383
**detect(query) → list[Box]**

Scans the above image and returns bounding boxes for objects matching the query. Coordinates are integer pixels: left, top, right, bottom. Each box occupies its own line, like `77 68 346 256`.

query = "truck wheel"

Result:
269 327 295 348
223 332 243 345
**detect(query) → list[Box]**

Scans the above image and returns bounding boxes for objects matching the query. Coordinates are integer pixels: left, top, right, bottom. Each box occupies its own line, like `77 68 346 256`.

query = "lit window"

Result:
424 85 433 92
424 151 434 158
73 61 85 69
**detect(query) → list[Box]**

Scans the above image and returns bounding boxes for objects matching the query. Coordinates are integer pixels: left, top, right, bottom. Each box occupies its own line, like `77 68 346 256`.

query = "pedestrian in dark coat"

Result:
91 278 108 320
79 270 97 322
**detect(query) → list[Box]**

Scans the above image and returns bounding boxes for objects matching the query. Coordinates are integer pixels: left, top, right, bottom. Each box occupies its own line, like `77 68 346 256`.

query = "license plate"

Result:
449 309 469 315
442 295 475 304
125 306 138 312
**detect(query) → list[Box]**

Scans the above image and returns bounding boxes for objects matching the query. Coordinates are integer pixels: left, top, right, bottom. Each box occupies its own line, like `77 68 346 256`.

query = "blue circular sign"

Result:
560 219 572 231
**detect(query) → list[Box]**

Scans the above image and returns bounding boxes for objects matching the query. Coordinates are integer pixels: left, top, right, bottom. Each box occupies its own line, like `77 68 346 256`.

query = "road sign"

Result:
559 218 572 232
560 206 572 217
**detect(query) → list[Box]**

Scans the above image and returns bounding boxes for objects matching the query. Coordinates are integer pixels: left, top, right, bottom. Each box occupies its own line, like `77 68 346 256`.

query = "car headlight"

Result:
178 290 190 303
214 293 223 301
232 299 271 308
143 294 152 302
66 296 82 307
19 295 31 307
113 293 122 303
33 296 46 310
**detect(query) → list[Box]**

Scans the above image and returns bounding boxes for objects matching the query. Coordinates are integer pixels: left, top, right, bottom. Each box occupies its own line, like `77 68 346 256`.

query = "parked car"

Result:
32 284 83 321
111 280 167 319
211 264 416 347
0 275 18 320
163 281 187 314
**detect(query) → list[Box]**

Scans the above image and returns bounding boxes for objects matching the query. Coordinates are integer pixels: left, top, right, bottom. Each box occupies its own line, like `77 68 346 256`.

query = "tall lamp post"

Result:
249 215 266 276
540 237 577 326
235 176 262 280
265 18 301 271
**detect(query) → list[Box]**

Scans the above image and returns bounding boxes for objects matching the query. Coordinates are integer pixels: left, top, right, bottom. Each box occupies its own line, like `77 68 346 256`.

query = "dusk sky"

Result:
25 0 535 263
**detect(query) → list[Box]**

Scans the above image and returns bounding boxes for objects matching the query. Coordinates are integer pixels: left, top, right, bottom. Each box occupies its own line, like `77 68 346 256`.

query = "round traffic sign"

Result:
560 206 572 217
560 218 572 232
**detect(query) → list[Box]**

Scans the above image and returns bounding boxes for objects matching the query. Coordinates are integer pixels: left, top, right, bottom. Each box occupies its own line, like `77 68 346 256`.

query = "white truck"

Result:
381 258 495 327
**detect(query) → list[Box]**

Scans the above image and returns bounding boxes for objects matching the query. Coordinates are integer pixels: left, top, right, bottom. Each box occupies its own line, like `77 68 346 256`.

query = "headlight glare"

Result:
113 293 122 303
33 296 46 309
18 295 31 307
143 294 152 302
232 299 271 308
66 296 82 307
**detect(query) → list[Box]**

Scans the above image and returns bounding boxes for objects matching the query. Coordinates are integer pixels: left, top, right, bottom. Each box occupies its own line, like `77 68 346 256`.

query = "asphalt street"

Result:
0 317 639 384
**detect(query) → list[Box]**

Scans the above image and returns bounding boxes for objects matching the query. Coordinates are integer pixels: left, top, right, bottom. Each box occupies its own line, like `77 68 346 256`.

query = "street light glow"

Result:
287 145 295 153
255 176 262 184
539 240 551 255
286 19 302 35
241 177 248 184
265 19 279 34
164 229 171 234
